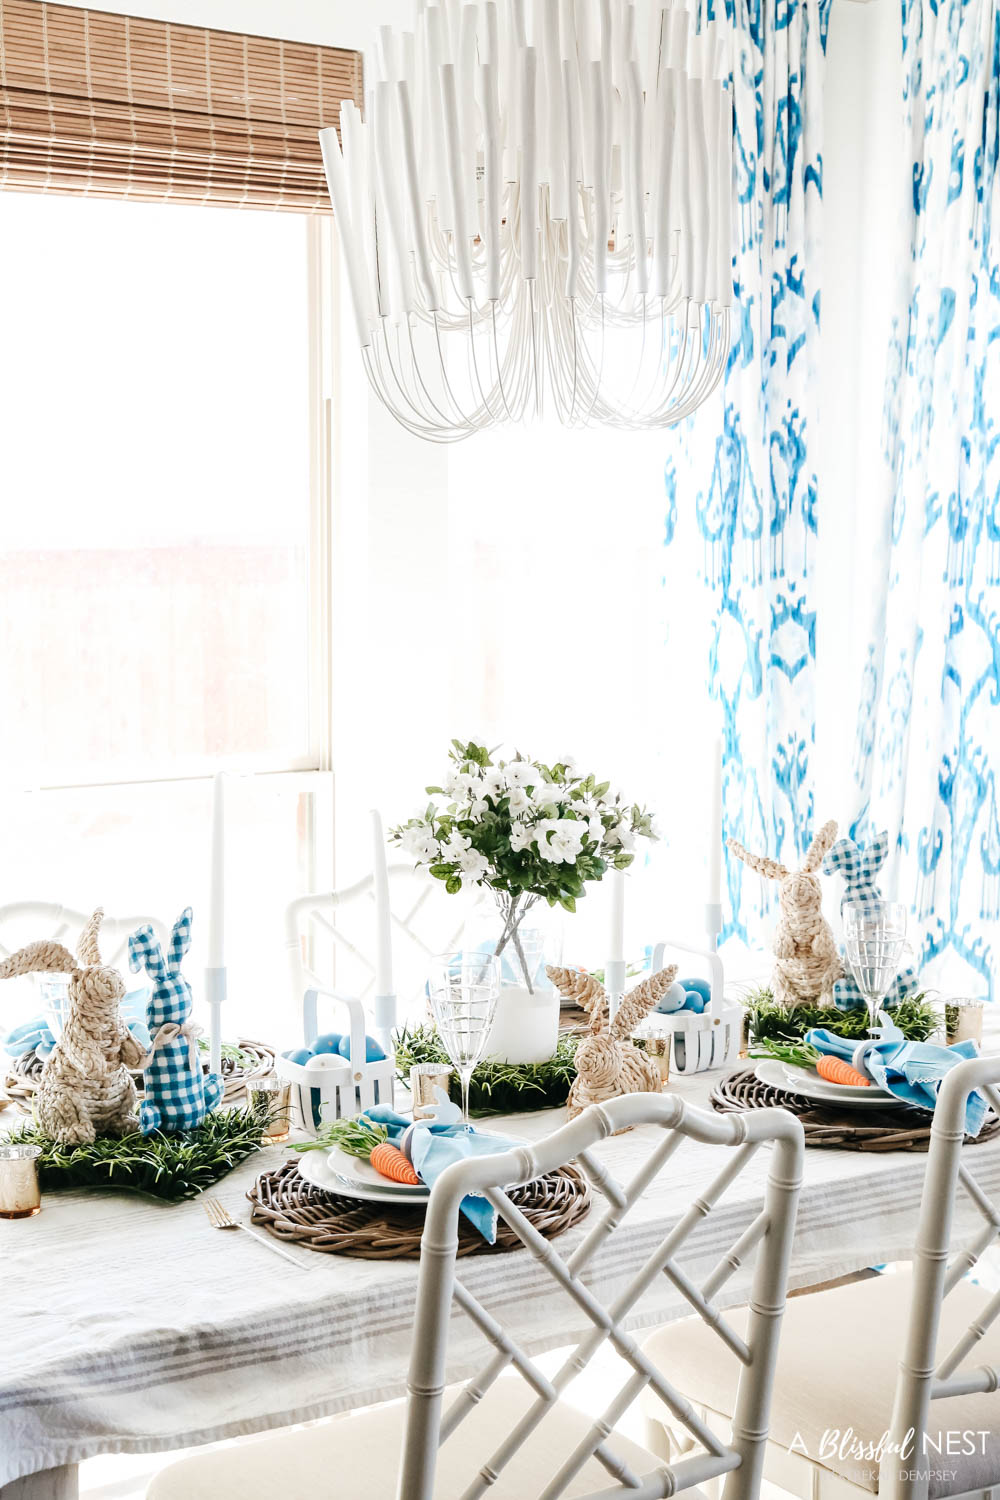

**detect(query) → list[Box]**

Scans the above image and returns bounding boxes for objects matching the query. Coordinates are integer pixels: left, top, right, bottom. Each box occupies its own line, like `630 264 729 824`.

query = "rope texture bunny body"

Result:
129 908 222 1134
0 908 143 1143
728 820 842 1007
548 965 677 1117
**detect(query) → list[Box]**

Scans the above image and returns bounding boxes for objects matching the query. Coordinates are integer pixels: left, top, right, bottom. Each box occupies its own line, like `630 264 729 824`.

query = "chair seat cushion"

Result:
641 1268 1000 1496
147 1376 671 1499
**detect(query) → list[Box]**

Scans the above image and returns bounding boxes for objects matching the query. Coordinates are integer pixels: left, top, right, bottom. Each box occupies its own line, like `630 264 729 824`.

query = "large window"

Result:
0 192 327 1044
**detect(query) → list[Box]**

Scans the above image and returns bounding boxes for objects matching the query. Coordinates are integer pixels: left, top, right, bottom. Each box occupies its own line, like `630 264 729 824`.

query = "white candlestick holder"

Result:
204 965 227 1075
372 991 397 1059
605 958 627 1020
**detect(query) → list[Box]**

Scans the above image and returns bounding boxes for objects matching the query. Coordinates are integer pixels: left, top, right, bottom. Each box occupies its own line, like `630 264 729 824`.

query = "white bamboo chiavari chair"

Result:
641 1054 1000 1500
0 902 169 973
147 1091 804 1500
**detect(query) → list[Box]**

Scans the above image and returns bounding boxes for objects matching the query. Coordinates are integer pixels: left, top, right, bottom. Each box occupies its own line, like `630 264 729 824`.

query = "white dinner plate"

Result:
295 1146 430 1205
755 1060 909 1110
780 1061 876 1100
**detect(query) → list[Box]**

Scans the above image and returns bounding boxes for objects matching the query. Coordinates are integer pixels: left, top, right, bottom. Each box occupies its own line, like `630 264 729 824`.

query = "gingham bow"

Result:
822 831 890 907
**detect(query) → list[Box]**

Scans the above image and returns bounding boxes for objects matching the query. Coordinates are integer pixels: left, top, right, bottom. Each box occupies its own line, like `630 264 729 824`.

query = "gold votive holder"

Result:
247 1074 293 1144
945 997 985 1047
643 1034 672 1085
0 1143 42 1219
410 1063 454 1118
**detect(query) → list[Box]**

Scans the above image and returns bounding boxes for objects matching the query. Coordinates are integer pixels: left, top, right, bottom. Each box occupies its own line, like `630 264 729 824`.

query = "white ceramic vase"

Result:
481 926 559 1065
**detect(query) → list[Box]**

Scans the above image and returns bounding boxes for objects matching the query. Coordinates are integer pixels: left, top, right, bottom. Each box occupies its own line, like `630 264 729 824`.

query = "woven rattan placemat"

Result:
5 1037 275 1107
247 1159 591 1259
712 1065 1000 1152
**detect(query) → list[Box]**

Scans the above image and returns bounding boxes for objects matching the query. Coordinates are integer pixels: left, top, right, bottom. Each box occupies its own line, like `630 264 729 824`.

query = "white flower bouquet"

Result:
391 740 658 991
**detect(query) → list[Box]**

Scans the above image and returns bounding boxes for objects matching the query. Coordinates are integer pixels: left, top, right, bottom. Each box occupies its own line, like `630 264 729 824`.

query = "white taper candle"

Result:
372 809 393 998
208 772 225 969
709 738 723 906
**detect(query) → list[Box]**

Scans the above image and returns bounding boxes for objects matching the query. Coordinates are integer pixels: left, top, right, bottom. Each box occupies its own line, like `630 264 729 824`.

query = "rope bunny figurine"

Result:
0 907 144 1143
727 820 843 1007
548 964 678 1118
129 909 222 1134
823 829 918 1009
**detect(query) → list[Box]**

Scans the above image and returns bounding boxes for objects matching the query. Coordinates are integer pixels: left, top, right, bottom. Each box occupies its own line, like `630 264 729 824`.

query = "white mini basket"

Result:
658 1003 744 1074
274 987 395 1137
646 931 742 1075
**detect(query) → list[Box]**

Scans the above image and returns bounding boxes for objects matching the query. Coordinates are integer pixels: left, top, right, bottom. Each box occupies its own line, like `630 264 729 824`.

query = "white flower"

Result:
467 796 488 819
457 848 490 885
445 768 481 801
510 821 534 853
506 785 533 816
605 820 636 852
400 823 438 862
535 817 587 865
480 766 507 799
586 814 605 844
504 761 542 789
440 831 471 862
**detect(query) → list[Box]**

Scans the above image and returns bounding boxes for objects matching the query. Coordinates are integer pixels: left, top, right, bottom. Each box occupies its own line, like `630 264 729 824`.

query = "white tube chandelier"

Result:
320 1 734 442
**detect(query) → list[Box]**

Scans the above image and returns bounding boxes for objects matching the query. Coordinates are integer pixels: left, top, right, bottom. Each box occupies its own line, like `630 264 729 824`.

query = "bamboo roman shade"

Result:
0 0 362 210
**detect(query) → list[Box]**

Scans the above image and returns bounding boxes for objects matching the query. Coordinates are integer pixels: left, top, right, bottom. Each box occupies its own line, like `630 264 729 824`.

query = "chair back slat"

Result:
883 1054 1000 1500
395 1091 804 1500
0 902 169 970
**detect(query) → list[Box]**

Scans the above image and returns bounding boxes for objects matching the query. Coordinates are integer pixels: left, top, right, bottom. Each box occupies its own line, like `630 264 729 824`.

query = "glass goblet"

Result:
844 899 908 1034
426 952 501 1127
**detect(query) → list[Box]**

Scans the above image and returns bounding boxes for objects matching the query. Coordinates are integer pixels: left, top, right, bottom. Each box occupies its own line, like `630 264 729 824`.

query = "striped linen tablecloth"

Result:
3 1066 1000 1491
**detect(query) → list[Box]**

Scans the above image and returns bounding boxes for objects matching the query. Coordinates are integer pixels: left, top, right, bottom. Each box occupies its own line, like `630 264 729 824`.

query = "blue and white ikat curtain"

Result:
664 0 830 944
849 0 1000 999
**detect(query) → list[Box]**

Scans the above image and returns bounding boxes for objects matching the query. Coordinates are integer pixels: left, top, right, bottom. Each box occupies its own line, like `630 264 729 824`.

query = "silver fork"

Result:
202 1196 309 1269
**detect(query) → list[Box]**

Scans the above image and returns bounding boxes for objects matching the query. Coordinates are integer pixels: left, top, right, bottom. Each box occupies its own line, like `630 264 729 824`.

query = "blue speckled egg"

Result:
682 990 706 1013
313 1032 344 1054
677 977 711 1004
282 1047 315 1065
337 1034 387 1063
654 981 688 1014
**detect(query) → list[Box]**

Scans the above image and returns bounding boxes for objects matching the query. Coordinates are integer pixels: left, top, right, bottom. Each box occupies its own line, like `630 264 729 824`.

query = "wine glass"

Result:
843 900 908 1033
426 952 501 1127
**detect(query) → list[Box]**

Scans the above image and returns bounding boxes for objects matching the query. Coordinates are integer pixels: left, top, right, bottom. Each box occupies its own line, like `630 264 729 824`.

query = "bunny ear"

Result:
823 836 860 880
727 837 788 880
802 819 838 873
866 830 890 873
167 908 193 972
76 907 105 967
0 941 78 980
128 925 167 981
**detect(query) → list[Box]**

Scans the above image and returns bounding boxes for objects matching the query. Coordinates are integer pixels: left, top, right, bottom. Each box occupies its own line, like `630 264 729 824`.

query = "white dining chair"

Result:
0 901 170 970
147 1091 804 1500
285 864 485 1014
639 1053 1000 1500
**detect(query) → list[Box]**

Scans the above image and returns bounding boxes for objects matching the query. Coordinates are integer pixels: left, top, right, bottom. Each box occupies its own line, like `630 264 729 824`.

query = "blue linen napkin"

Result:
805 1021 988 1136
2 986 152 1060
364 1102 523 1243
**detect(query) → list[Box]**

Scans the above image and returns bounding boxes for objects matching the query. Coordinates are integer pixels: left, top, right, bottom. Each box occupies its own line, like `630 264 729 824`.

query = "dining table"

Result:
4 1057 1000 1500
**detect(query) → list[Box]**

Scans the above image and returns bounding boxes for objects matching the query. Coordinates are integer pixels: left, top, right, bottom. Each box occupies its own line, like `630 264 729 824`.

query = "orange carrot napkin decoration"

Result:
370 1141 422 1185
815 1055 870 1087
751 1038 872 1086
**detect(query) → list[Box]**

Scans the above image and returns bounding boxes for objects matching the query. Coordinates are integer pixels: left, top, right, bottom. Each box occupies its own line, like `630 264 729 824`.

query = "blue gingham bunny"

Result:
823 831 918 1009
128 909 222 1134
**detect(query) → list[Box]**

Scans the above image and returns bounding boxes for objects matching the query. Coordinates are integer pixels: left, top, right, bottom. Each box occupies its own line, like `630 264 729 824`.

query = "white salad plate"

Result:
328 1146 428 1198
295 1147 430 1204
755 1060 907 1110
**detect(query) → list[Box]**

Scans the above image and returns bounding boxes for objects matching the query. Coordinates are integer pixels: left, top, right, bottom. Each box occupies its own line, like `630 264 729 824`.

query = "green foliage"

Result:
392 739 657 917
393 1024 579 1116
1 1108 268 1201
196 1039 259 1070
745 988 939 1047
296 1115 387 1158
